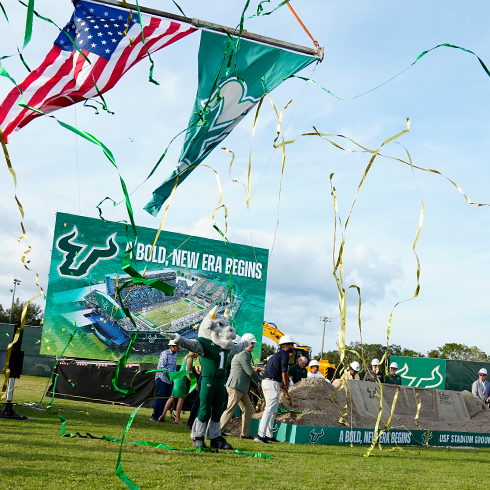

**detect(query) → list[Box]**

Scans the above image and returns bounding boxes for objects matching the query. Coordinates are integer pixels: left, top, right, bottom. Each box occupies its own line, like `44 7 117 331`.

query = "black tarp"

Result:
47 363 198 409
445 359 490 392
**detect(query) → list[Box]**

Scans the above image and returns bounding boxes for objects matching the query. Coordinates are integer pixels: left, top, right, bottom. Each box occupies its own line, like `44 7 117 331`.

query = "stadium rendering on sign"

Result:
77 269 241 353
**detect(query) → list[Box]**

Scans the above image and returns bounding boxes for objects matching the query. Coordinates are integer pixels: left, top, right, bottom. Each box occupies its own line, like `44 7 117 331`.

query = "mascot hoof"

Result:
193 437 207 449
210 436 234 450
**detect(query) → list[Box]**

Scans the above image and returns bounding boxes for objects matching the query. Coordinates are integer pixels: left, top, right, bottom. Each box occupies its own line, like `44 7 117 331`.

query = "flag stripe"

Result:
0 46 64 126
2 51 76 138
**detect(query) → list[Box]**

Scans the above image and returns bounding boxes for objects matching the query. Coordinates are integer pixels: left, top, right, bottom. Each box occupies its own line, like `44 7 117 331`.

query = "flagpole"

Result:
87 0 324 61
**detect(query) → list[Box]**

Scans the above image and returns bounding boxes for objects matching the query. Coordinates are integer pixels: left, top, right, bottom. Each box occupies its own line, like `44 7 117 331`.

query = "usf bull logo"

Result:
309 429 324 444
56 226 119 279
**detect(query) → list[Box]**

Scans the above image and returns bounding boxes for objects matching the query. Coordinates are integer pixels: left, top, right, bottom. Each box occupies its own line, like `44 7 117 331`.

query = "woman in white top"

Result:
307 360 331 382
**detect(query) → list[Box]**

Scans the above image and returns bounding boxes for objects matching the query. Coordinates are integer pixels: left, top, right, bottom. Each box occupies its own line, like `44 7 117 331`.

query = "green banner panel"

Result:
445 360 490 392
390 356 446 389
0 324 55 376
0 323 43 356
42 212 268 364
249 419 490 447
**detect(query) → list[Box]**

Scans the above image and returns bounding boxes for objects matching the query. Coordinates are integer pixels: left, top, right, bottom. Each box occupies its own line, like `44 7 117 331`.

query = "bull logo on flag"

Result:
56 226 119 279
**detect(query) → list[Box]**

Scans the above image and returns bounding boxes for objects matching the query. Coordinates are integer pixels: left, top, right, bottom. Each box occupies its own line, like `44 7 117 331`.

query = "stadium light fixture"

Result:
319 316 332 359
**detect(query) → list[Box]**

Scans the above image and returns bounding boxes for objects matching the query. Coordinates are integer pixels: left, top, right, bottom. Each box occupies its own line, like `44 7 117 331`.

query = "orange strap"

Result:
287 2 319 47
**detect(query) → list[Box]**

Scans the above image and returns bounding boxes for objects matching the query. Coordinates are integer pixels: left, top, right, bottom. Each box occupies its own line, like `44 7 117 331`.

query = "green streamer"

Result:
277 407 302 415
40 329 77 407
288 43 490 101
0 2 31 71
57 397 271 490
134 0 159 85
249 0 290 18
0 1 8 20
111 334 137 395
22 0 34 49
127 368 196 395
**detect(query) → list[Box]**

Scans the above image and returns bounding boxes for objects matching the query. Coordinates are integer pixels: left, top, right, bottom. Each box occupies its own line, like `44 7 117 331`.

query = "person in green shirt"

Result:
384 361 402 385
288 356 308 384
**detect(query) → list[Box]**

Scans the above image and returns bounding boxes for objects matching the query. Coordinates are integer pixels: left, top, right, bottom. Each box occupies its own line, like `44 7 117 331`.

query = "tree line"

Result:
0 299 44 326
261 340 490 366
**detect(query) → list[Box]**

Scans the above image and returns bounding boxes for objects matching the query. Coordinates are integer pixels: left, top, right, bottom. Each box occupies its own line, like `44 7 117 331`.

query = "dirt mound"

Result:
462 390 488 418
226 379 490 435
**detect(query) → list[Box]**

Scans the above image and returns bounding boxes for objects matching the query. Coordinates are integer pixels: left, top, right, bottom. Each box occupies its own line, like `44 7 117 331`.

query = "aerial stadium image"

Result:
82 270 242 354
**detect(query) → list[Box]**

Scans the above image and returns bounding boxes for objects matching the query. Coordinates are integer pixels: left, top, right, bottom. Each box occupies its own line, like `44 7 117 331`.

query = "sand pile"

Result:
226 378 490 436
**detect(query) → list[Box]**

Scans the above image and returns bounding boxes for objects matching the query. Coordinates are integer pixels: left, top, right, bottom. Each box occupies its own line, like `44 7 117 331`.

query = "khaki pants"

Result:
220 387 254 436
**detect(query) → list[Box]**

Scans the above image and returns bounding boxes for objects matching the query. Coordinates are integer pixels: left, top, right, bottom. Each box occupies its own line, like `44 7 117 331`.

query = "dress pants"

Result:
257 379 280 438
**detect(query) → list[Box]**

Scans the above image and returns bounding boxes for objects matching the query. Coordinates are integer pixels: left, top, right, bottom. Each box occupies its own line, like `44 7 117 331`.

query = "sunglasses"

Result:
480 373 487 376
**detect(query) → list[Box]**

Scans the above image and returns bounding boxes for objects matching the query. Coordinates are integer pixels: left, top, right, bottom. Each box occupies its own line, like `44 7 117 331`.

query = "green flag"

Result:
144 30 316 216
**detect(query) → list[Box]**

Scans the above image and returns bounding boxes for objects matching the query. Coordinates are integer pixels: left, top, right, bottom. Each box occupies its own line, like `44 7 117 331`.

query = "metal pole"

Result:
88 0 324 60
321 319 326 358
9 279 20 325
319 316 331 359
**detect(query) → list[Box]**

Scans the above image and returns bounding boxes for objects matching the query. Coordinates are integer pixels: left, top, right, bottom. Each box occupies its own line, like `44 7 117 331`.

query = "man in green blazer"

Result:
220 333 261 439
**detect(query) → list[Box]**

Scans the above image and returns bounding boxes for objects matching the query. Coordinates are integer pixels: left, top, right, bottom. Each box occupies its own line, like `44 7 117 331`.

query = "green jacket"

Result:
226 350 261 393
384 373 402 386
288 363 307 384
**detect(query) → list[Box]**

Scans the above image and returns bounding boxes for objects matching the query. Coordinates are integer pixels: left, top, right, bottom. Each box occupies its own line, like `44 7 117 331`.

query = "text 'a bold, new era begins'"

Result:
125 242 263 279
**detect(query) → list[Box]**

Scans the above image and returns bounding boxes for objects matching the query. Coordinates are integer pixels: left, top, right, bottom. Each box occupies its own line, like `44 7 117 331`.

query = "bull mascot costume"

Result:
164 305 249 449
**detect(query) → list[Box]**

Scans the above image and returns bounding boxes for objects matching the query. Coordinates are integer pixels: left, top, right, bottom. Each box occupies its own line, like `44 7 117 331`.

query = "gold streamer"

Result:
246 95 266 207
364 386 400 457
0 127 44 401
414 393 422 430
264 93 293 252
146 163 228 272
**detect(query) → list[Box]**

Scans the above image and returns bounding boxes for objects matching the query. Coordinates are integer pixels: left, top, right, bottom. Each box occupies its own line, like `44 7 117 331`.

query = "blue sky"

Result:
1 0 490 356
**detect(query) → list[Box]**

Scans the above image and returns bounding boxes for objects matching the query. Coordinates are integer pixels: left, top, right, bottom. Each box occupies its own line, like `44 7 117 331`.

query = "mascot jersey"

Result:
198 337 229 380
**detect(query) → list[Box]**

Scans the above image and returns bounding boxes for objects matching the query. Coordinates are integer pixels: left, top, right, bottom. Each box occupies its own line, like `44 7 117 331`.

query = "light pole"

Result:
9 279 21 325
319 316 332 360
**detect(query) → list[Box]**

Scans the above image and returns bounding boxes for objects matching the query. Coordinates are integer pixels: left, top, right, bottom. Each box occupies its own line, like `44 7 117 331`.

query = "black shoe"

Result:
210 436 234 450
186 425 192 430
193 437 207 449
267 437 279 443
254 436 269 444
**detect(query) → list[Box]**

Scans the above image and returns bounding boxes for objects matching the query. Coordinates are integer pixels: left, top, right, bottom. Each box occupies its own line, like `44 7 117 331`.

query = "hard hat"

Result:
479 368 488 375
278 335 296 345
233 335 242 344
371 358 380 366
309 360 320 368
350 361 360 372
169 340 178 346
389 362 399 369
242 333 256 343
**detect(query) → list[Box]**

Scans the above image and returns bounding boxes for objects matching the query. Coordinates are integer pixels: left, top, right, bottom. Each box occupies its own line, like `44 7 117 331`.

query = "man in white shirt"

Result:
472 368 490 403
307 360 331 382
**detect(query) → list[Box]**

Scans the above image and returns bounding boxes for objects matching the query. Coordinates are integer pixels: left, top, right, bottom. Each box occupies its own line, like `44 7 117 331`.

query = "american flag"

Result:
0 0 196 142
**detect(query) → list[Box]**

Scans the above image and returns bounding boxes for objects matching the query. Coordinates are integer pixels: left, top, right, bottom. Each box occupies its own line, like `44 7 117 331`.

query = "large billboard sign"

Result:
42 212 268 363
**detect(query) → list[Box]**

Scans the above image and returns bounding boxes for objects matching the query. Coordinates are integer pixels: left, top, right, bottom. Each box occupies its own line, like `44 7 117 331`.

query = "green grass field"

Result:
0 376 485 490
143 300 203 327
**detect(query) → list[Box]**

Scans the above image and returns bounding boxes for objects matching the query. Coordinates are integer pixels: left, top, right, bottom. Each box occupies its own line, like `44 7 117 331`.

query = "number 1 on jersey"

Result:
218 351 225 369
